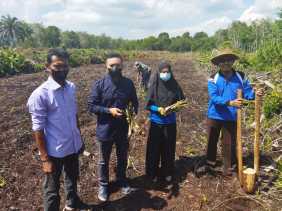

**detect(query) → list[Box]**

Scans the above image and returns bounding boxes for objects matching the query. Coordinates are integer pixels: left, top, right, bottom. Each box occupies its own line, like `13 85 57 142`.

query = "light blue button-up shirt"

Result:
27 76 82 158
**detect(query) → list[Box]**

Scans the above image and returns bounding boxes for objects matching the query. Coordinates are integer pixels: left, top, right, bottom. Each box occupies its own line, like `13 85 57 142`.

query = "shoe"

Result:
64 198 90 211
63 206 75 211
152 177 158 183
196 164 216 177
165 176 172 182
120 183 134 195
231 164 237 172
98 186 109 202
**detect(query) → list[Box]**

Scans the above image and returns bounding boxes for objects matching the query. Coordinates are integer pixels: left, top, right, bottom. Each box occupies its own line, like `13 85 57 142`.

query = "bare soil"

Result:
0 57 280 211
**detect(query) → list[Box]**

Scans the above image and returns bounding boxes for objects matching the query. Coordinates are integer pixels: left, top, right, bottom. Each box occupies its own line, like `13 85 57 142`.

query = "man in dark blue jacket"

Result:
200 49 263 175
88 53 138 202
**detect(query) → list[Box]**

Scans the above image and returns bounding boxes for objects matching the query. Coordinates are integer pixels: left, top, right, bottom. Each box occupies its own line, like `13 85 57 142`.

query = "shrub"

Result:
263 87 282 119
0 48 26 76
252 41 282 71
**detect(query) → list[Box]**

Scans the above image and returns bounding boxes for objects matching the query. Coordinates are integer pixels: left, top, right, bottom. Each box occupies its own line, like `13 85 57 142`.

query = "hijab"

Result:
146 61 185 107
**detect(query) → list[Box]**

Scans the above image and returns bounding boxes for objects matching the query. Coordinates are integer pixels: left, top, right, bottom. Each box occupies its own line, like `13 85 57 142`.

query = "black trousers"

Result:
97 137 129 187
146 122 177 178
43 153 79 211
142 72 151 90
206 118 237 166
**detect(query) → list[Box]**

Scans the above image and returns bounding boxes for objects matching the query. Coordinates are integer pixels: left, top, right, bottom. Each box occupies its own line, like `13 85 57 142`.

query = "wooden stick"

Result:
254 84 262 175
236 89 243 185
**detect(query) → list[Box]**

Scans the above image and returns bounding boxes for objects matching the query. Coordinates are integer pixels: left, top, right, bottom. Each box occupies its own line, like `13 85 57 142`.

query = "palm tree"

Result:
0 15 32 47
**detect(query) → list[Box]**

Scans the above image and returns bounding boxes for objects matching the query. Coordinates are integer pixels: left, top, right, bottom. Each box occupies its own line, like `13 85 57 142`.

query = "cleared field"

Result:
0 57 280 211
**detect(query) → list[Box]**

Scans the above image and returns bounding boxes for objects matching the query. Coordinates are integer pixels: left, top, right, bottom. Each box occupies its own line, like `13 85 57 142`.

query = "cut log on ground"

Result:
243 168 256 194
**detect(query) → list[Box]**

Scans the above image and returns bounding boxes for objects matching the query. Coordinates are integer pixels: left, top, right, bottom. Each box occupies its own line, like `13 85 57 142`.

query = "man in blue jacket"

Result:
88 53 138 202
200 49 263 175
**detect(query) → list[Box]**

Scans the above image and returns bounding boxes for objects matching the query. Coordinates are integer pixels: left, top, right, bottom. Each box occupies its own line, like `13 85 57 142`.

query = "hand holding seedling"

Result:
158 107 167 116
228 99 243 107
109 108 124 117
256 88 264 96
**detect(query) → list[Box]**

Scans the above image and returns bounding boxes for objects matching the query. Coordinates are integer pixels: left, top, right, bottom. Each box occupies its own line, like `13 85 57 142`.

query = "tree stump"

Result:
243 168 256 193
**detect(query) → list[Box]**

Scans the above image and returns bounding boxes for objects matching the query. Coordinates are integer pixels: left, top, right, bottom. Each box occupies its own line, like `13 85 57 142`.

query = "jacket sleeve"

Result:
87 81 110 115
243 78 255 100
149 105 159 112
208 80 229 105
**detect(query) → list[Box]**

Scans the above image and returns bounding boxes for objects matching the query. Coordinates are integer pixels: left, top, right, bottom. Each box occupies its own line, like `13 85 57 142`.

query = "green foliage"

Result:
192 32 216 51
169 35 192 52
0 48 152 77
233 52 252 71
0 15 32 47
1 11 282 54
263 87 282 119
62 31 81 48
0 48 26 76
274 158 282 189
33 63 45 72
251 41 282 71
68 49 102 67
42 26 61 47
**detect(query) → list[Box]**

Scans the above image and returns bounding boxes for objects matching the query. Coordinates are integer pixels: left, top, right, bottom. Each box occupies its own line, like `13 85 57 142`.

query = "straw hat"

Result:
211 48 239 65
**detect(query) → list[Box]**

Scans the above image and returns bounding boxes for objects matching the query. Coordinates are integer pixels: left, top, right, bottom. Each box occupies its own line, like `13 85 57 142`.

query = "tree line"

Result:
0 10 281 52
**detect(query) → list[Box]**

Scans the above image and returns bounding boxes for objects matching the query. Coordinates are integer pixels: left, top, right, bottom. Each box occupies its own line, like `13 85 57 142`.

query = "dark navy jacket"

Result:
88 74 138 141
207 71 255 121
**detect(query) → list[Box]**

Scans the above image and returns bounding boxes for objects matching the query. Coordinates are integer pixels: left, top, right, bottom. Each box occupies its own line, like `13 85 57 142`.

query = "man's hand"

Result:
158 107 167 116
34 131 53 173
109 108 123 117
42 160 54 173
256 88 264 97
228 99 243 107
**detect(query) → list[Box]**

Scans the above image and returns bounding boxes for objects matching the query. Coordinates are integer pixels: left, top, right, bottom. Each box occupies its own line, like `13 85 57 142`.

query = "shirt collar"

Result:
218 69 236 80
105 73 125 87
47 76 63 90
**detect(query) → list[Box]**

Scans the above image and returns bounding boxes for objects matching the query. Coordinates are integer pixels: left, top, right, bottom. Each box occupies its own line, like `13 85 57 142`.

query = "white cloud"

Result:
0 0 64 22
240 0 282 24
169 16 232 36
0 0 280 39
43 11 101 27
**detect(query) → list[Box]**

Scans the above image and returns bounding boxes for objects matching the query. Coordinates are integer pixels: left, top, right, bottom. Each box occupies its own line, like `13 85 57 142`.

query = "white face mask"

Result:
160 72 171 81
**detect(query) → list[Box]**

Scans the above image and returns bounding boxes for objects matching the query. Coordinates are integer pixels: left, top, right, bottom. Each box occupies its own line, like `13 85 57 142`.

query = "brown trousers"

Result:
206 118 237 166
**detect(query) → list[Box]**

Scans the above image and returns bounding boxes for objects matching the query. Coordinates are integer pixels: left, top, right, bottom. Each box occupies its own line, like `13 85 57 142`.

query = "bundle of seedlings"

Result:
242 99 255 106
165 99 188 113
0 176 6 188
125 102 140 139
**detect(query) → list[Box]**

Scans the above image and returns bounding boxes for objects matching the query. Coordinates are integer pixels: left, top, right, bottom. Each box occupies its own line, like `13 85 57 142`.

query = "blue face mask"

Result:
160 72 171 81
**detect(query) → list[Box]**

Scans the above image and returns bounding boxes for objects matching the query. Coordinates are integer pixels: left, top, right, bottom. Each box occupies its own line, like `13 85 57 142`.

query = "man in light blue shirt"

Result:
27 49 88 211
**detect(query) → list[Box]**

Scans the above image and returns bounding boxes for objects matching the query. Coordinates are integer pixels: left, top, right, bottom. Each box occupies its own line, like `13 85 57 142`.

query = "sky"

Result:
0 0 281 39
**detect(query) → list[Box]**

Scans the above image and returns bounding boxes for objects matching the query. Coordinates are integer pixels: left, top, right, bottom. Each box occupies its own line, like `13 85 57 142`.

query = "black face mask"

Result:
108 65 122 83
52 70 68 84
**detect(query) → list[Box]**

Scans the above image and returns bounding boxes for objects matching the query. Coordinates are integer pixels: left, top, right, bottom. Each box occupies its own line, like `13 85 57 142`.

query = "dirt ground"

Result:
0 57 280 211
